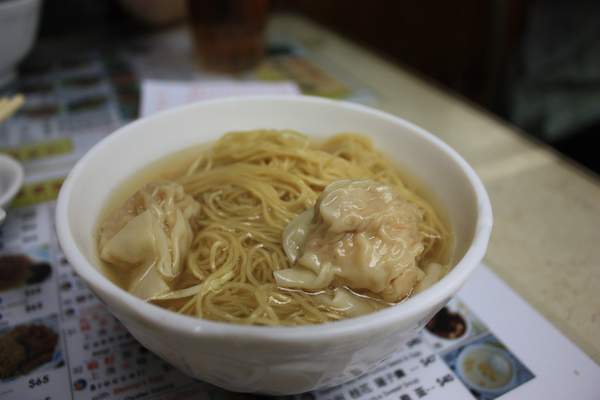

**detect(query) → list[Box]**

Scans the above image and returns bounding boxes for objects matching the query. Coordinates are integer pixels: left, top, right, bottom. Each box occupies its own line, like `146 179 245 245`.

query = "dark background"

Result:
273 0 600 175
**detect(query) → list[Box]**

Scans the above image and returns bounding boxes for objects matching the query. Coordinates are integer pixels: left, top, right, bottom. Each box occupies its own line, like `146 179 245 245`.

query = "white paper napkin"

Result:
140 79 300 117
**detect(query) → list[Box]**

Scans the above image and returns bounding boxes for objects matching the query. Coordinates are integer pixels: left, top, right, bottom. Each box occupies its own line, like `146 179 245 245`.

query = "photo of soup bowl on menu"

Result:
55 96 493 394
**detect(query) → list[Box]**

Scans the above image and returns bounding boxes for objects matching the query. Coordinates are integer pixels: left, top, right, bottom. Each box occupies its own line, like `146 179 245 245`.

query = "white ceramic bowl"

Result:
56 96 492 394
0 154 24 222
0 0 42 86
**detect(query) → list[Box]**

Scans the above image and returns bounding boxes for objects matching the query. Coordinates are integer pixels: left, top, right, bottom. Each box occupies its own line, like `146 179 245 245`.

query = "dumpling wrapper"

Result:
276 180 426 303
314 287 384 318
98 182 200 300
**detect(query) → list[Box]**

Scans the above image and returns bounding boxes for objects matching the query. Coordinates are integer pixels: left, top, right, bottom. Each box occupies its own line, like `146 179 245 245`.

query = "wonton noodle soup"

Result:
96 131 453 325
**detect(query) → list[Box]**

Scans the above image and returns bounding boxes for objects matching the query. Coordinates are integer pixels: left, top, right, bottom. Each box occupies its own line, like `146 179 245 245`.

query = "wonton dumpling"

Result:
98 182 200 299
277 180 426 302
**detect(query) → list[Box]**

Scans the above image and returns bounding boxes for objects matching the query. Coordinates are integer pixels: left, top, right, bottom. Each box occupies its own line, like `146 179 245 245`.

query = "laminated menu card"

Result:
1 46 599 398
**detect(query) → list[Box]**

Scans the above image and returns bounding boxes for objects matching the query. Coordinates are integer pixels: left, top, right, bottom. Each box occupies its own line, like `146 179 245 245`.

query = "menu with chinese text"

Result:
1 34 599 400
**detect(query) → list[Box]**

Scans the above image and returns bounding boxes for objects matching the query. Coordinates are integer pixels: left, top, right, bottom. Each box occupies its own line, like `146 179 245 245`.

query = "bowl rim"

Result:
56 95 493 341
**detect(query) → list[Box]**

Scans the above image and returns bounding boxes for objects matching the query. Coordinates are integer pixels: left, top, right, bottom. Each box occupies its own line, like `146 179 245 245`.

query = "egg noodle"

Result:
115 131 449 325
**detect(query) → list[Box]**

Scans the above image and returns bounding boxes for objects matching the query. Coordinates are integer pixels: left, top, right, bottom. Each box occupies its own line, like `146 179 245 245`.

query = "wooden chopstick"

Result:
0 94 25 123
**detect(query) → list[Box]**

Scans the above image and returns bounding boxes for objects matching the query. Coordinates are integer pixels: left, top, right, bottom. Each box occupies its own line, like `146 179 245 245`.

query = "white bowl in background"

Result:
0 0 42 86
0 154 24 222
56 96 493 394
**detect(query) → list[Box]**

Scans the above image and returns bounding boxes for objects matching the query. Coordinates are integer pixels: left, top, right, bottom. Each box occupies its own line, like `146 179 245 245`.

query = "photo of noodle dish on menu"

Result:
422 299 535 399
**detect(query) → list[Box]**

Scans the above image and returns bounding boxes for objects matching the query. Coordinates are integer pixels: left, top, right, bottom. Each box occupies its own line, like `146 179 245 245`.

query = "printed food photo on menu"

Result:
0 253 52 292
0 316 63 382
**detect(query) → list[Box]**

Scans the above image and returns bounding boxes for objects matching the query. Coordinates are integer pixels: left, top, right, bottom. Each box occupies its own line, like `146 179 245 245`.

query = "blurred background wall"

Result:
273 0 599 174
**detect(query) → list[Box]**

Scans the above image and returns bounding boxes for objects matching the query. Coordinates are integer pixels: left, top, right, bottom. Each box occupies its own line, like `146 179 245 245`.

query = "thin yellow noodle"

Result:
110 130 451 325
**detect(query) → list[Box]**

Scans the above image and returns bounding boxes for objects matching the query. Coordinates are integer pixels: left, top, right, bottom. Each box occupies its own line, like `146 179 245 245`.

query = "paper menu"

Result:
0 171 599 400
1 42 599 399
304 267 600 400
0 51 133 174
0 37 372 174
140 79 300 116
